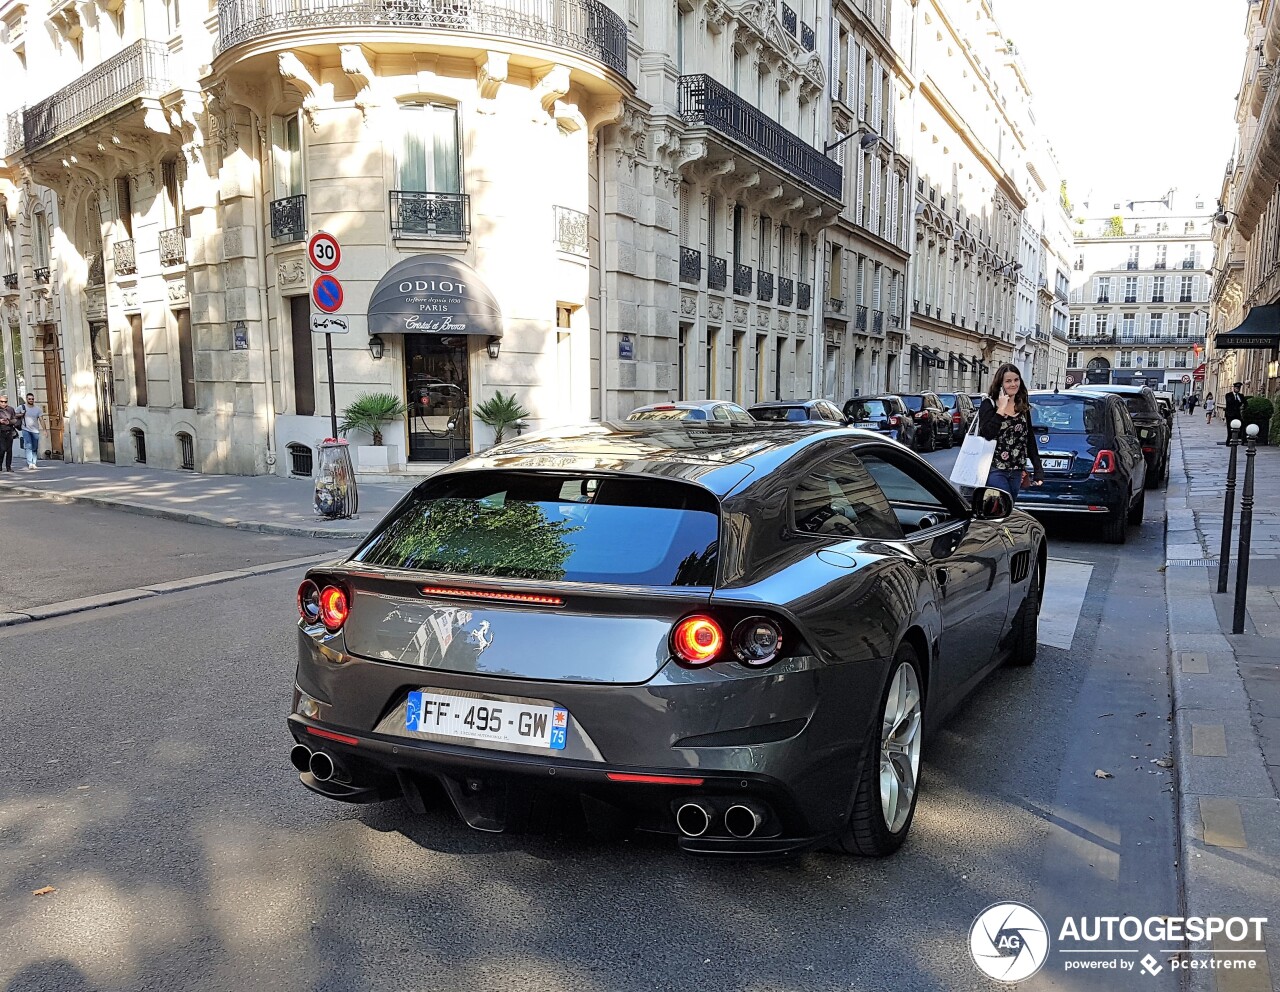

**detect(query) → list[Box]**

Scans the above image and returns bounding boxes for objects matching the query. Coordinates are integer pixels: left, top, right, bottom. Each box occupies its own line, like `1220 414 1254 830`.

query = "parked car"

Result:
1079 385 1170 487
842 394 917 447
968 393 987 411
626 400 755 423
899 392 953 451
748 399 848 426
1152 391 1175 425
288 421 1046 857
1015 389 1148 543
936 392 977 445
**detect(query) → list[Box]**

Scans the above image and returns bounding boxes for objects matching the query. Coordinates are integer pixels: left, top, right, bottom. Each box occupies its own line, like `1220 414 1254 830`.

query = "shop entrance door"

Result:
90 322 115 462
38 324 67 458
405 335 470 462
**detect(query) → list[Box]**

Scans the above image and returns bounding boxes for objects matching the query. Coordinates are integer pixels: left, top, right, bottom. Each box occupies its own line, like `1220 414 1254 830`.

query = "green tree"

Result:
1059 180 1073 214
1103 216 1126 237
474 390 530 444
339 391 408 446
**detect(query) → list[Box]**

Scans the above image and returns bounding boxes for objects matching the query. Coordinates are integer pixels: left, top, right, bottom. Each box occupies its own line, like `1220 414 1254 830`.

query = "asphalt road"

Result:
0 484 1181 992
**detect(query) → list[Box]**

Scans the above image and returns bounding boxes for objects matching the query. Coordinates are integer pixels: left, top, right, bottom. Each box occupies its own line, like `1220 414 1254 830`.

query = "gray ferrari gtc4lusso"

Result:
288 421 1046 857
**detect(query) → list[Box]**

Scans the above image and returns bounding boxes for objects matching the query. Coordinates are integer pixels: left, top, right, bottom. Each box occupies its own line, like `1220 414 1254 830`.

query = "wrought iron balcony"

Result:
781 2 796 35
3 273 16 291
827 295 846 314
1095 295 1110 304
271 194 307 243
114 239 137 276
216 0 627 76
801 22 815 51
1179 294 1194 303
1126 260 1138 270
889 313 902 328
1181 259 1197 269
1124 295 1137 303
390 190 469 239
86 252 104 287
708 254 727 291
159 227 186 267
778 276 794 307
873 310 885 334
757 270 774 302
855 303 867 329
1154 261 1167 269
798 282 812 310
679 246 702 285
1055 288 1069 302
554 205 588 256
4 110 21 159
1151 295 1165 303
733 262 752 296
24 40 172 152
34 266 50 284
677 74 842 200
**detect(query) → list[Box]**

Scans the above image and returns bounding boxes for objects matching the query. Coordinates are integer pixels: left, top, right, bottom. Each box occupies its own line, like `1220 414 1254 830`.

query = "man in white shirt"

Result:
16 392 43 469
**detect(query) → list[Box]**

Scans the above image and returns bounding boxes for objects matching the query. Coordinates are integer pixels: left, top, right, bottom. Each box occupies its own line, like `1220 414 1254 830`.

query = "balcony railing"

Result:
1151 295 1165 303
114 240 136 276
271 193 307 243
781 2 796 35
34 266 50 284
86 252 104 287
1181 259 1197 269
855 303 867 329
801 22 815 51
798 282 812 310
1095 295 1110 304
888 312 901 328
390 190 469 239
23 40 172 152
1123 295 1137 303
159 227 186 267
216 0 627 75
679 246 702 285
1055 288 1069 302
554 205 588 256
708 254 727 291
757 270 773 302
677 74 842 200
873 309 884 334
827 295 846 313
733 262 752 296
778 276 794 307
1154 261 1167 269
1067 332 1118 345
1126 260 1138 269
5 110 21 159
3 273 17 291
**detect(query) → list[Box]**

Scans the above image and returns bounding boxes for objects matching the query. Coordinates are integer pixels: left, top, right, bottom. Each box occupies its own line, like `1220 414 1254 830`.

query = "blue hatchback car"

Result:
1013 389 1147 544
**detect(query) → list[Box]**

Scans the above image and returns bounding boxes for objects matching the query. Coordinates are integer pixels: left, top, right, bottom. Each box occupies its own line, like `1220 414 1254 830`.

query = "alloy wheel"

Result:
880 661 923 832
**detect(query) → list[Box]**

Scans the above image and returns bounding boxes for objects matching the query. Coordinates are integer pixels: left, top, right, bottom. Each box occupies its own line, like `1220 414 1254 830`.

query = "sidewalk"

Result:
0 455 414 539
1164 412 1279 989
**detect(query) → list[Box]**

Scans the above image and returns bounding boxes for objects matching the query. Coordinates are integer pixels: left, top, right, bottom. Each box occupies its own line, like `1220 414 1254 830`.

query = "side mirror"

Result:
971 486 1014 521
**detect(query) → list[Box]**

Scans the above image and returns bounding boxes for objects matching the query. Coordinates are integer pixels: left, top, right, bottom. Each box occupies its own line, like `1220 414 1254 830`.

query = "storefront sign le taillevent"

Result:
367 255 503 340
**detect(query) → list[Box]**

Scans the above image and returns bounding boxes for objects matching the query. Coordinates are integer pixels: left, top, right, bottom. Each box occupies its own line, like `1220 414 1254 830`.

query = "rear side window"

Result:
846 399 889 419
791 454 903 540
355 472 720 585
1030 396 1107 433
901 395 924 411
629 408 698 421
752 406 807 422
1122 394 1158 417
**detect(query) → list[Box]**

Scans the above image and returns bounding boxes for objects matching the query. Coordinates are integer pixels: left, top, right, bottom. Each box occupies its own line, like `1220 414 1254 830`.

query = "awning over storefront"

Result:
368 254 503 337
1215 303 1280 350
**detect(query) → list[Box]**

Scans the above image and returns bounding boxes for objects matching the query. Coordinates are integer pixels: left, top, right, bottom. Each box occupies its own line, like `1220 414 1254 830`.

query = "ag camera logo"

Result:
970 902 1050 982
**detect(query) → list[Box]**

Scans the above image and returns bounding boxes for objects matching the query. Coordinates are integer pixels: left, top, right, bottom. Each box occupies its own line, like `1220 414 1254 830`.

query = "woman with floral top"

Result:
976 363 1043 501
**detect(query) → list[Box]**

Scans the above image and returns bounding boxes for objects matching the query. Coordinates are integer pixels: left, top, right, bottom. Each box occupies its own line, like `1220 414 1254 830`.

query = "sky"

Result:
991 0 1245 210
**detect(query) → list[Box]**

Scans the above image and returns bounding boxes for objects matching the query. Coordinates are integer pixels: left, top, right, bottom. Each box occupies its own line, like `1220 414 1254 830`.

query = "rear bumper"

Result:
1015 477 1128 515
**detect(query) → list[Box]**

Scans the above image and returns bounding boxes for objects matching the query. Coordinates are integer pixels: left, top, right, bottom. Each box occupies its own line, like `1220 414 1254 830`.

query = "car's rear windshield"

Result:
1030 395 1108 433
354 471 720 586
1121 395 1159 417
937 393 958 406
751 406 808 422
628 408 703 421
845 399 890 419
900 395 924 411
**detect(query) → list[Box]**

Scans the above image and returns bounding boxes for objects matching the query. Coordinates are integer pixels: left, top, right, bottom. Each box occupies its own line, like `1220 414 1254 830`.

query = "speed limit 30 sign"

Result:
307 231 341 273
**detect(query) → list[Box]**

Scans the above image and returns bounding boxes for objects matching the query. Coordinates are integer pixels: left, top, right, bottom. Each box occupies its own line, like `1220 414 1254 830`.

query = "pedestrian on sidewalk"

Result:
0 395 18 472
977 362 1043 501
1223 382 1247 441
16 392 43 469
1188 393 1198 416
1204 393 1215 424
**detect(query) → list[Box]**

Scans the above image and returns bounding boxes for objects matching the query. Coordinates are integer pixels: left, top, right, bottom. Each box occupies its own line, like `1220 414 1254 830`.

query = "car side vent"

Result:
1010 550 1032 584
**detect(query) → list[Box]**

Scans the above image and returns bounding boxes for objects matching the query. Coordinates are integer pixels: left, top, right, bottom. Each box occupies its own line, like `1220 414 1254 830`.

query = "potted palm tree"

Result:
339 391 408 472
474 390 530 446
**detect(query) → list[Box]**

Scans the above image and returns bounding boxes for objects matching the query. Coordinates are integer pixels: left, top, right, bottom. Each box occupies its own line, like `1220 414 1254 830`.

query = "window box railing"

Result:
827 295 846 313
34 266 50 284
757 270 773 302
1179 294 1193 303
271 193 307 243
3 272 17 291
114 240 137 276
23 40 172 152
889 312 901 328
798 282 812 310
778 276 794 307
1181 259 1197 269
733 262 753 296
1126 260 1138 269
1151 295 1164 303
1095 295 1110 304
855 303 867 329
708 254 727 291
1124 295 1137 303
390 190 469 239
159 227 186 267
801 22 815 51
1154 261 1167 269
216 0 628 76
679 246 702 285
554 205 588 256
677 74 841 200
86 251 104 286
873 309 885 333
781 2 796 35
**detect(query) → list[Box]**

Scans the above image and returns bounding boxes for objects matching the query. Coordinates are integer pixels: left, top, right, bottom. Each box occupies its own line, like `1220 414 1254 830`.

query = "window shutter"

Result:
855 153 865 226
858 52 867 119
871 59 882 129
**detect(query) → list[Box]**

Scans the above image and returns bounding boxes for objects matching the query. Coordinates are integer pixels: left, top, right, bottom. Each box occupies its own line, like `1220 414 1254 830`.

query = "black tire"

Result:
1104 499 1128 544
920 425 936 452
834 643 924 857
1128 487 1146 525
1007 556 1042 666
942 428 955 449
1144 459 1161 489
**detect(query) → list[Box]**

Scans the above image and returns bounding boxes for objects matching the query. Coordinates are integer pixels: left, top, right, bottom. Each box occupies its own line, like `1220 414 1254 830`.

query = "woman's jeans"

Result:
20 430 38 467
986 468 1023 500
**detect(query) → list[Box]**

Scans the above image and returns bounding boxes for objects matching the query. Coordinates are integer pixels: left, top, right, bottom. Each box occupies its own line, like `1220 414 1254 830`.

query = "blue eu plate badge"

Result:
550 707 569 750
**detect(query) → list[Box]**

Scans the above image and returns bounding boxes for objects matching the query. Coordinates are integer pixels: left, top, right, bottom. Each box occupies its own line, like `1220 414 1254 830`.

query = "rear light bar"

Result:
1090 450 1117 475
606 772 706 786
952 411 962 423
420 585 565 607
305 726 359 746
888 415 901 425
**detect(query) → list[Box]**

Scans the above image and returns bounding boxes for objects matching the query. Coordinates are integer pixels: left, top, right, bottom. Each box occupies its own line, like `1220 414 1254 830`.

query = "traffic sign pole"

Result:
326 335 338 440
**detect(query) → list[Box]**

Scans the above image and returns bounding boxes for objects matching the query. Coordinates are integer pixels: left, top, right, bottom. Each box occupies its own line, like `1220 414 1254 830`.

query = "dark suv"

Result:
936 392 977 445
1081 385 1170 487
842 394 916 446
898 392 953 451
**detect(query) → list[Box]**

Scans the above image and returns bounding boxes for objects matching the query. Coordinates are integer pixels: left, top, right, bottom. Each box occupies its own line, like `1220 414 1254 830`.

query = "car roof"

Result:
748 399 821 409
1035 388 1113 401
433 421 876 496
629 400 740 412
1079 384 1152 394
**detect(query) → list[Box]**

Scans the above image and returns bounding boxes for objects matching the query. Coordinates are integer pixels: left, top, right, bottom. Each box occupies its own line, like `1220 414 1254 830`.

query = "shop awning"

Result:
368 254 503 337
1214 304 1280 350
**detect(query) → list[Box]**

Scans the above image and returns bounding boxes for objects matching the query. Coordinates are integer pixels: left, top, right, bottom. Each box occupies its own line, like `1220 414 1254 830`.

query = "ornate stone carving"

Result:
756 308 770 328
533 65 571 116
277 255 307 286
121 288 139 311
477 51 508 103
167 278 189 304
680 293 698 317
341 44 382 121
708 300 724 321
279 52 322 130
733 302 748 324
2 301 20 326
615 103 649 172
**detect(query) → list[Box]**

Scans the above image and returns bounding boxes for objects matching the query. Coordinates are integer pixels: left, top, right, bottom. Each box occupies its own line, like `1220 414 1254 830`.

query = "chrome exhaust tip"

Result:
289 744 313 772
309 750 336 782
675 802 713 838
724 803 765 839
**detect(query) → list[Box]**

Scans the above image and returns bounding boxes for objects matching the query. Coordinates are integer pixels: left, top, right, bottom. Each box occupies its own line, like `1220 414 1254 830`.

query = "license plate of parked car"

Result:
406 690 569 749
1041 457 1069 470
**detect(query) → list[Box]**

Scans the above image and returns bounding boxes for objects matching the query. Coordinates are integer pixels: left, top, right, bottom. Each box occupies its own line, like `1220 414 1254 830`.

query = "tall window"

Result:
732 204 745 266
1155 244 1167 268
116 177 133 238
32 210 50 268
1122 313 1136 337
1176 312 1191 338
1128 244 1139 267
1149 313 1164 339
161 159 184 230
707 196 719 257
758 216 772 271
1094 313 1108 335
273 114 304 197
1119 350 1132 368
130 314 147 407
778 225 791 278
1068 350 1080 367
1069 314 1081 337
1151 276 1165 302
678 325 688 396
289 296 315 416
706 327 717 398
1124 276 1137 302
731 332 743 402
798 233 809 282
1179 275 1193 301
1147 349 1160 367
397 103 460 192
678 183 692 247
828 243 843 297
774 337 785 399
164 0 180 32
176 309 195 409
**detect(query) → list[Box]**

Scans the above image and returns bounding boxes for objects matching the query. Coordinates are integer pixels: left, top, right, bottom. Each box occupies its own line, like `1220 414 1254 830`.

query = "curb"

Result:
0 480 370 541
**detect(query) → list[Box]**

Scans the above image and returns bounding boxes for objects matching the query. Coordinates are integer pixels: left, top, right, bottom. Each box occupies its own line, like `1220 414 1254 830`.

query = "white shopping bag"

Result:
949 415 996 488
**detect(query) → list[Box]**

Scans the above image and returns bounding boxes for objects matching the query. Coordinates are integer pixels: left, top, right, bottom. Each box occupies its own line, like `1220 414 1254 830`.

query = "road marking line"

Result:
1191 723 1228 757
1211 933 1273 992
1180 651 1210 674
1199 798 1248 849
1038 558 1093 649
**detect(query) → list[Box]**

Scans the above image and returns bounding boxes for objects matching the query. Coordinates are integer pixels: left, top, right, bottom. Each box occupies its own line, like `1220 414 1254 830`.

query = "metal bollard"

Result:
1217 419 1243 594
1232 424 1260 635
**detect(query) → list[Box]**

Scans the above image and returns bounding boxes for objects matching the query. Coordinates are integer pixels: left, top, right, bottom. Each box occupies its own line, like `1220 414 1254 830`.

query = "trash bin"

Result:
314 438 359 519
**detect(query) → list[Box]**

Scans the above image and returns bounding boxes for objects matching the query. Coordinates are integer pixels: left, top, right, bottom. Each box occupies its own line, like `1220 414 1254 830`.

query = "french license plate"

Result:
1042 457 1069 470
406 690 569 750
854 421 879 430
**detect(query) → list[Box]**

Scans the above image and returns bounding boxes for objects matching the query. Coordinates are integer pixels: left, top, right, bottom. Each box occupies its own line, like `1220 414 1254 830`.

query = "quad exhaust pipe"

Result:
724 802 765 839
675 801 713 837
289 744 337 782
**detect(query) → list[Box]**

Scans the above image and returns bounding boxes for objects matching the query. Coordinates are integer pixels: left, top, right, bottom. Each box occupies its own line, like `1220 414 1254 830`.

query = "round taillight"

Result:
732 617 783 667
672 615 724 665
318 585 349 631
297 579 321 623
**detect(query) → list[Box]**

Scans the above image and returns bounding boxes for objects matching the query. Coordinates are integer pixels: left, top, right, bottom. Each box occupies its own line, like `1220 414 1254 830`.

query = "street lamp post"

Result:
1232 424 1261 634
1217 419 1243 595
